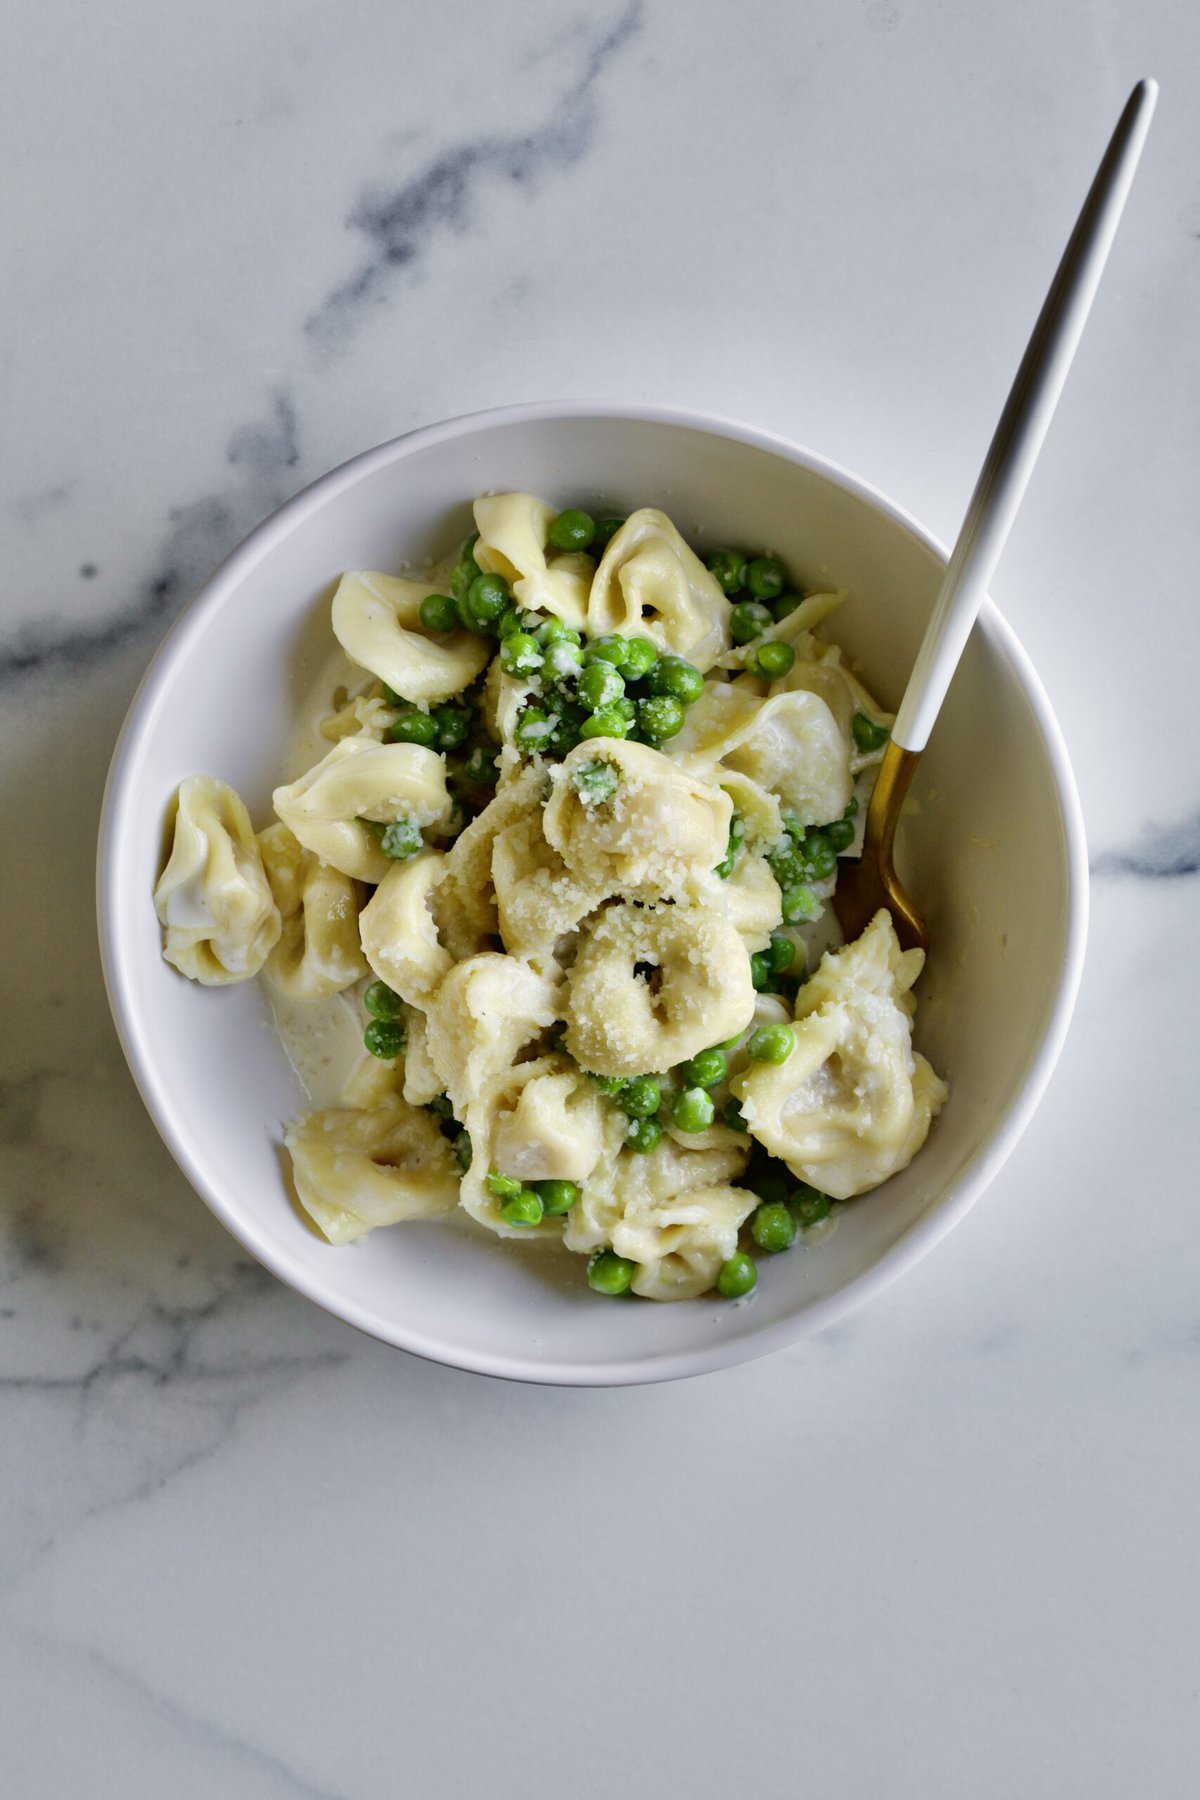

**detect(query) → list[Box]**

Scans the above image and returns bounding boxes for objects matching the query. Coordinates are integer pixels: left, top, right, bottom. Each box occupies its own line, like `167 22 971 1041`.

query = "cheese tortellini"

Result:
272 736 452 883
734 911 948 1199
155 492 946 1302
155 776 281 984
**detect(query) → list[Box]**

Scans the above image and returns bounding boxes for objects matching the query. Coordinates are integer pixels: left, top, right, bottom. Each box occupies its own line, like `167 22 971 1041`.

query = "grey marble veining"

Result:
2 1 1200 1795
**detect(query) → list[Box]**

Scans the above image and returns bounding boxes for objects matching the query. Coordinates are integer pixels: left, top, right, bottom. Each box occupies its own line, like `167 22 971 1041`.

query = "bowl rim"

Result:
97 398 1090 1386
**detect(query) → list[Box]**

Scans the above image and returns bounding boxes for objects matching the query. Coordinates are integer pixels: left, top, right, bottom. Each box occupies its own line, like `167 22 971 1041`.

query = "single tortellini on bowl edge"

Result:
587 508 732 670
460 1056 608 1238
473 493 594 630
544 738 732 897
273 736 452 883
564 900 755 1079
285 1094 461 1244
733 909 948 1200
330 571 490 704
154 775 281 985
256 821 368 1000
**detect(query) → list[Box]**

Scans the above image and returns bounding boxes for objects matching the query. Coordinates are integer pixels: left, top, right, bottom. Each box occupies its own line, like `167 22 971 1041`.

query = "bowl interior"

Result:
100 408 1083 1382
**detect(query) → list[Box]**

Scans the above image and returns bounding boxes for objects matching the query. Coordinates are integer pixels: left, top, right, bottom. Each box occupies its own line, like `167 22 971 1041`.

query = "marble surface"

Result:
2 2 1198 1793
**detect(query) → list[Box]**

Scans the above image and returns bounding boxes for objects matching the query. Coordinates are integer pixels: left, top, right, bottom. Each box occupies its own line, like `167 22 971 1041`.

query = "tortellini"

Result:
157 490 947 1303
564 901 755 1078
587 509 732 670
460 1056 607 1238
491 810 607 966
734 910 948 1199
272 736 452 883
256 822 368 1000
154 775 281 985
331 571 490 704
668 681 852 828
285 1095 460 1244
424 952 561 1114
613 1186 758 1301
544 738 732 896
358 851 452 1007
473 493 593 630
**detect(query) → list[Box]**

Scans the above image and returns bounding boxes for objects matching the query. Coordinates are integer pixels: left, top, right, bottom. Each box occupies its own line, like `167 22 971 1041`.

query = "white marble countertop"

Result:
3 3 1198 1794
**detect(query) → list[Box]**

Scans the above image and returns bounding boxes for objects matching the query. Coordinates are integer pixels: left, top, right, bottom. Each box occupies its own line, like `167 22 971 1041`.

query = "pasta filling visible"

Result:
154 495 947 1300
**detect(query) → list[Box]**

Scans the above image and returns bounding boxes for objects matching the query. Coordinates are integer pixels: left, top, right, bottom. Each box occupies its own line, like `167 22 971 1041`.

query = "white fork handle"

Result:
893 77 1158 754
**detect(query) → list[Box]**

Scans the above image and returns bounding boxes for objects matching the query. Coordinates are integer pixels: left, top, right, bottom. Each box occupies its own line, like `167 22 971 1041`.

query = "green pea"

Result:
465 746 499 785
453 1130 473 1171
852 712 891 752
496 606 525 639
389 710 438 747
500 632 543 677
748 1023 795 1064
717 1252 757 1298
680 1047 727 1089
789 1185 832 1229
844 797 859 818
797 829 837 880
752 640 796 680
672 1087 715 1133
548 508 596 552
588 1072 627 1096
363 1018 405 1060
715 814 745 879
637 694 685 742
364 980 404 1021
730 600 773 644
544 640 584 681
432 704 472 751
622 636 658 678
614 694 637 722
588 1248 636 1295
420 592 462 633
462 571 510 630
750 951 771 991
646 655 704 703
514 706 555 754
723 1096 749 1132
745 556 788 600
781 883 820 924
539 616 580 647
578 661 625 711
380 682 406 706
533 1179 578 1216
752 1200 797 1253
582 634 628 668
825 815 856 853
620 1076 661 1118
379 818 423 860
705 548 747 594
427 1092 455 1122
485 1169 524 1200
592 517 626 553
580 706 630 740
450 559 481 602
767 933 796 974
770 592 804 622
625 1115 663 1154
499 1189 545 1227
574 759 620 803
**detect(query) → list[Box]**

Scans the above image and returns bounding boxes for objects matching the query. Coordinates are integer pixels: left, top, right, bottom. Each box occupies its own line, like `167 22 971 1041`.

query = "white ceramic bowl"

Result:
98 403 1087 1385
